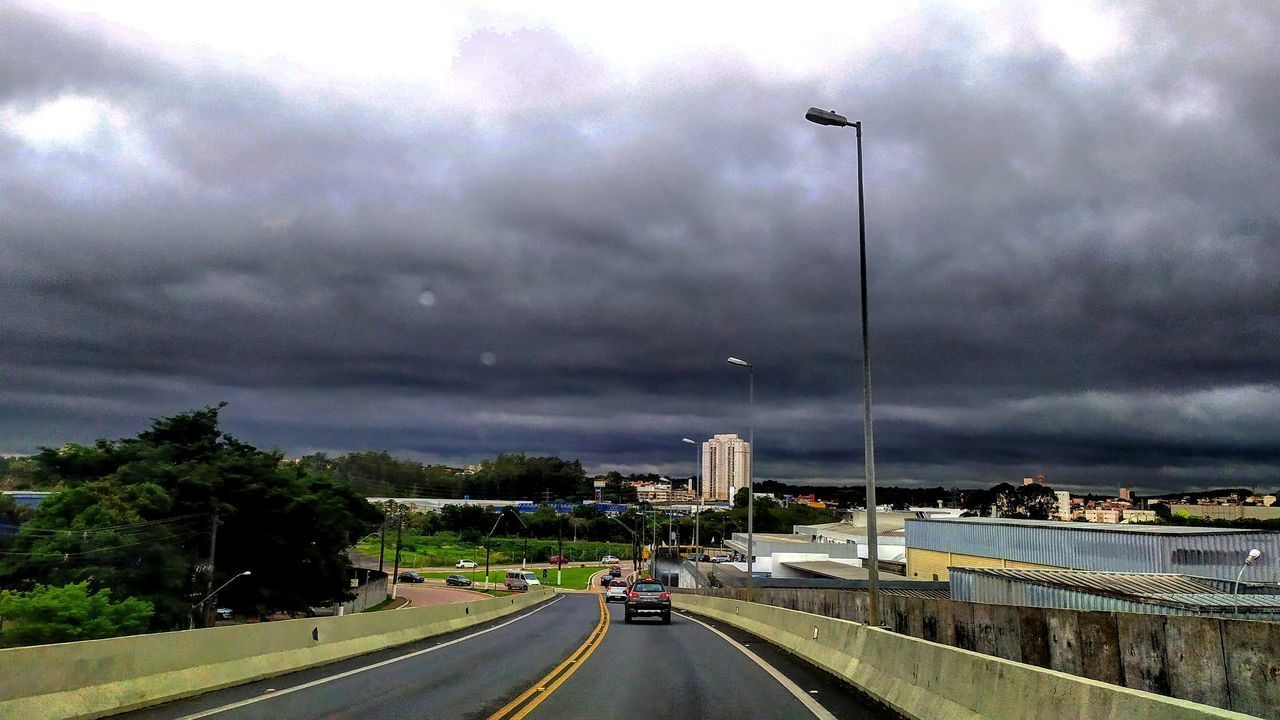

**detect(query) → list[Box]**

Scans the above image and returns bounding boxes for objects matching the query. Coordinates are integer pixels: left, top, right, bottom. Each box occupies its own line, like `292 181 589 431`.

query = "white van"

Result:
505 569 541 591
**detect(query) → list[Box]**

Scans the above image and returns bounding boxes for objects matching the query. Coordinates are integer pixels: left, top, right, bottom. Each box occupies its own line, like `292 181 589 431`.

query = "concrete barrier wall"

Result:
674 594 1258 720
690 587 1280 719
0 588 553 720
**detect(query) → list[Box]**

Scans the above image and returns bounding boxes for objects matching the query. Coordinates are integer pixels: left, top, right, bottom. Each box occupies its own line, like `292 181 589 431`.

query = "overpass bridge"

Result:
0 578 1256 720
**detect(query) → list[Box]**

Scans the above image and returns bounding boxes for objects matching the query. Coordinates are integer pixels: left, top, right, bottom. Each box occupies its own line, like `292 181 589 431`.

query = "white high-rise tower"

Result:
701 434 751 502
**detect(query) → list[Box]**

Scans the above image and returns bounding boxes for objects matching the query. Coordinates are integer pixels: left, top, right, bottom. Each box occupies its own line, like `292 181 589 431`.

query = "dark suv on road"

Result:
624 579 671 624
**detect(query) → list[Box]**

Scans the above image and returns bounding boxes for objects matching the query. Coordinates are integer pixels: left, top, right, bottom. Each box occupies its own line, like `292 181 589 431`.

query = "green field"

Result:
414 566 605 590
357 532 632 570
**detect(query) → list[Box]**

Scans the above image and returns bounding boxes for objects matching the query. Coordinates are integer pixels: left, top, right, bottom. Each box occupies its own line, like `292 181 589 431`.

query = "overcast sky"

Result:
2 1 1277 494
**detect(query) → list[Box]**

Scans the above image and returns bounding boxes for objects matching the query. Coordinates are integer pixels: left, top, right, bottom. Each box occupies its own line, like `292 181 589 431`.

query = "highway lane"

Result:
117 594 600 720
117 590 896 720
525 600 899 720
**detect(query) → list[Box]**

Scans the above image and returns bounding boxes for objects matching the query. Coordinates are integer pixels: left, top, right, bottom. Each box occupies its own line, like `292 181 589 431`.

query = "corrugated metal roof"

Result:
912 516 1271 534
953 568 1280 611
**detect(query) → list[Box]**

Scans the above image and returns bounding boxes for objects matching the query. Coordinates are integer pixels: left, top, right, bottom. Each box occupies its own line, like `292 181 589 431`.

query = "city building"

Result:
905 516 1280 583
949 567 1280 621
635 481 693 504
1054 491 1071 521
1022 473 1046 486
1168 504 1280 521
701 434 750 502
1119 487 1132 501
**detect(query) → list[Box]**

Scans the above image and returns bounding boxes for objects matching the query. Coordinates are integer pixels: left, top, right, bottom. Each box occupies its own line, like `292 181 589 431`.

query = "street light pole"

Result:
682 438 700 554
805 106 881 624
189 570 251 630
726 357 755 588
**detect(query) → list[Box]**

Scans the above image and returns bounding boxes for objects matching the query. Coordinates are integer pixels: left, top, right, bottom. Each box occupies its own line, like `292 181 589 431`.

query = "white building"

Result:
701 434 750 502
1054 491 1071 521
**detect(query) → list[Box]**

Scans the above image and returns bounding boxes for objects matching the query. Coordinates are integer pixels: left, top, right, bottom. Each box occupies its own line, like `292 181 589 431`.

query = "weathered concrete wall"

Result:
685 587 1280 719
0 588 553 720
674 594 1256 720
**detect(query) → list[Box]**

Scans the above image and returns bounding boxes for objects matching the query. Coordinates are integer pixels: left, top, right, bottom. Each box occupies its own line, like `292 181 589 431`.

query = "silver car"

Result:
605 579 629 602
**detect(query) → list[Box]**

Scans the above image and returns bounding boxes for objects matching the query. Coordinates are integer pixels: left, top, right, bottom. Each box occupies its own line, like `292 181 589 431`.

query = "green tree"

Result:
0 405 381 629
0 582 152 647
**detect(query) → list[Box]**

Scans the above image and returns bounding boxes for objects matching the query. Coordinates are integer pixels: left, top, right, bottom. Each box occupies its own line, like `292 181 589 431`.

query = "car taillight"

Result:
660 592 670 599
629 591 638 598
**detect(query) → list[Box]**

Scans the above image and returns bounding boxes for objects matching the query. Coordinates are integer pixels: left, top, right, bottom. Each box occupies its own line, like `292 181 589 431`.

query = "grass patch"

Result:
416 566 606 589
357 532 632 569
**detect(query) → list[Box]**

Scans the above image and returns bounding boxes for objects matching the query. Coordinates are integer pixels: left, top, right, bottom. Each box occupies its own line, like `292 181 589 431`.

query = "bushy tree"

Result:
0 582 152 646
0 405 381 629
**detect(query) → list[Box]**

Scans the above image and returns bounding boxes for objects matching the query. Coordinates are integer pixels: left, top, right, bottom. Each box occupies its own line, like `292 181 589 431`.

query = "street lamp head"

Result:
805 107 852 127
240 570 252 576
682 437 697 445
726 356 752 368
1246 549 1262 564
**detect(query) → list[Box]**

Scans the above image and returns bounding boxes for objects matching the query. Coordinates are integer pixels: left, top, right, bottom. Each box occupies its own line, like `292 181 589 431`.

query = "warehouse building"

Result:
950 567 1280 621
905 517 1280 583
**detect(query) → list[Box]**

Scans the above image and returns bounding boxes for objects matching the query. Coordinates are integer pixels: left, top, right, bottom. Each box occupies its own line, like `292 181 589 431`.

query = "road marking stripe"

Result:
679 612 838 720
488 594 609 720
169 596 563 719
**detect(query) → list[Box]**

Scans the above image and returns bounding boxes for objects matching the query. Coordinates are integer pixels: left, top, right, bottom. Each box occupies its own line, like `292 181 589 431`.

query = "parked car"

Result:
600 555 620 565
624 579 671 624
605 579 629 603
547 555 570 565
455 559 478 569
398 571 425 583
445 574 473 587
215 607 233 620
708 554 731 563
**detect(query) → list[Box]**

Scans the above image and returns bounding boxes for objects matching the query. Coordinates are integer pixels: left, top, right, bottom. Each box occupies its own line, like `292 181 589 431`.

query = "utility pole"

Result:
391 509 403 598
203 507 219 628
557 517 563 587
377 508 387 573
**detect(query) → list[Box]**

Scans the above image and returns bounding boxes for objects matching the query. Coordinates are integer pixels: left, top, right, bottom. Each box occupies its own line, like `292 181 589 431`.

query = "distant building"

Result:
636 481 693 504
701 434 750 502
1119 487 1132 501
905 516 1280 583
1169 504 1280 522
1054 491 1071 521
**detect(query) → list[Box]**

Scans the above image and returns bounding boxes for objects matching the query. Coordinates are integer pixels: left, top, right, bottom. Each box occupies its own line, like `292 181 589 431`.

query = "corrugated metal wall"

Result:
906 520 1280 582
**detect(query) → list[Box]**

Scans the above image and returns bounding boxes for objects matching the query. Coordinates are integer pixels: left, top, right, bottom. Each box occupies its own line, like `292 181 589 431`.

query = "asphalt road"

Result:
115 593 897 720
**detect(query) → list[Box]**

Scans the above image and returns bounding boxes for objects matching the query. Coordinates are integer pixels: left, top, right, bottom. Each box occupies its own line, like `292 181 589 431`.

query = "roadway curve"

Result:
117 593 894 720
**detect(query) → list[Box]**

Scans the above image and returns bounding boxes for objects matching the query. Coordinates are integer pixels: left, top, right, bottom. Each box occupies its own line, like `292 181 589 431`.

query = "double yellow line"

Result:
488 594 609 720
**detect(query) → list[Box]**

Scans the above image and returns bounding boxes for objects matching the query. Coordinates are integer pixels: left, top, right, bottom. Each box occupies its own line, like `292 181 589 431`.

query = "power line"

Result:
0 513 206 537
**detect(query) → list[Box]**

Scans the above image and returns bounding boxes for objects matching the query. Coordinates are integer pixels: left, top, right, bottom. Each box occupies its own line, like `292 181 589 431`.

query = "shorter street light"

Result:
1234 549 1263 614
189 570 251 630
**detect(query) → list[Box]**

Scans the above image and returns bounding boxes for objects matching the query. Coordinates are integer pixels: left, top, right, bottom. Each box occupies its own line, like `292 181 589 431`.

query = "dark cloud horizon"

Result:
2 3 1277 495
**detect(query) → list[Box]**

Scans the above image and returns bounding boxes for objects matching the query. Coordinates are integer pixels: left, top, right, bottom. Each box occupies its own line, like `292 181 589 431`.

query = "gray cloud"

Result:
1 3 1277 494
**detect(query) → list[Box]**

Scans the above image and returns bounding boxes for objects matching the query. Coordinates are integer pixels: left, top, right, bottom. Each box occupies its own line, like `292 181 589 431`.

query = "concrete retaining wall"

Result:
692 587 1280 719
0 588 552 720
674 594 1258 720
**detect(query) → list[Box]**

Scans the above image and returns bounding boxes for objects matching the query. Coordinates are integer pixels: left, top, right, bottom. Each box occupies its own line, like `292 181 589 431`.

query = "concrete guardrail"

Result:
673 593 1260 720
0 588 553 720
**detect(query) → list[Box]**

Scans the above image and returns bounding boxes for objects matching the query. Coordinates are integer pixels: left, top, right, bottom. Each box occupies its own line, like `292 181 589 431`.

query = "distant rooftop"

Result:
911 516 1274 535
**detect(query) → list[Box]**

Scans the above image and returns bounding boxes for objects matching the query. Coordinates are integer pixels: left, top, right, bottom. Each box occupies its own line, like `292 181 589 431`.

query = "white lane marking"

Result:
171 596 564 719
679 612 838 720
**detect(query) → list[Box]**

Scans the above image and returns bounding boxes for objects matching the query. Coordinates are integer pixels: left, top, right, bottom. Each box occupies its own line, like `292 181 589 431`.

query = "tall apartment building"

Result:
701 434 751 502
1119 487 1132 501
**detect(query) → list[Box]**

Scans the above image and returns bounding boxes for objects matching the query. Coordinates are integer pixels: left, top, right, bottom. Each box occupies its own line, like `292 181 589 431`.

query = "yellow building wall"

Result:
907 548 1063 580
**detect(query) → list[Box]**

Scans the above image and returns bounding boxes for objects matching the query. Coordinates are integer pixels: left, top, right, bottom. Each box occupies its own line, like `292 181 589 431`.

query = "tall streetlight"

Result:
726 356 755 588
1234 548 1262 614
189 570 251 630
682 438 702 555
805 106 881 625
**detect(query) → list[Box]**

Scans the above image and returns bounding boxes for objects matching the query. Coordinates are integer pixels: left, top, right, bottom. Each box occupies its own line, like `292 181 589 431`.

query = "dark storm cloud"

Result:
1 3 1277 494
